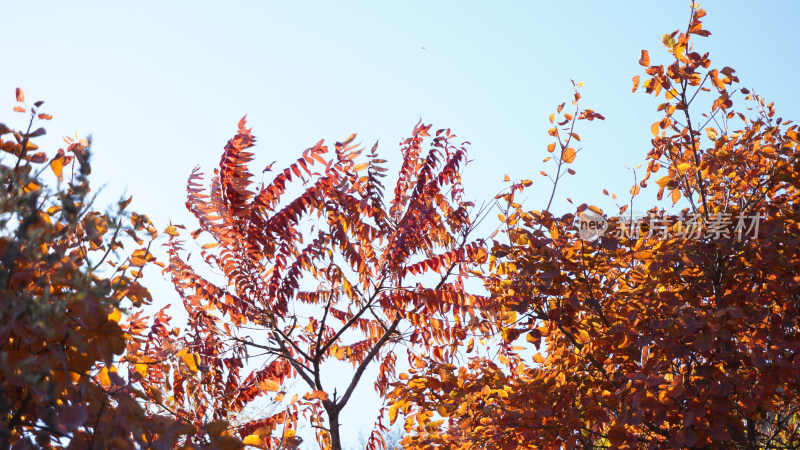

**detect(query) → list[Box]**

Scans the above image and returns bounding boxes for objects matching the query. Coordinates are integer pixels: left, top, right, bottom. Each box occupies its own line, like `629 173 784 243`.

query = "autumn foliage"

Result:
139 117 487 449
5 3 800 449
0 91 188 447
390 3 800 449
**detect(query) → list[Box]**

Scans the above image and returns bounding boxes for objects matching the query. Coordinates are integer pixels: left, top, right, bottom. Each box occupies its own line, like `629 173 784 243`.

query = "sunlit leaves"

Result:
394 5 800 448
161 118 484 449
639 49 650 66
561 147 577 163
1 90 177 448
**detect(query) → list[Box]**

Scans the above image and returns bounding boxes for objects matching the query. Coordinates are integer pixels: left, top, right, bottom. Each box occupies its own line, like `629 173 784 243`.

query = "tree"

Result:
153 118 488 449
390 3 800 448
0 89 187 448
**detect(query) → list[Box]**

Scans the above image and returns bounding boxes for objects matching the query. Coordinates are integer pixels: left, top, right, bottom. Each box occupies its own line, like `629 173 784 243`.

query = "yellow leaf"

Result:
98 366 113 387
24 181 42 193
671 189 681 204
97 366 117 387
630 185 641 197
178 349 198 373
50 154 66 181
656 175 672 188
135 363 148 378
651 121 660 136
533 353 545 364
130 248 151 267
243 435 264 446
705 127 718 140
107 307 121 323
352 163 369 172
258 379 281 392
549 224 559 240
676 163 691 173
561 148 577 163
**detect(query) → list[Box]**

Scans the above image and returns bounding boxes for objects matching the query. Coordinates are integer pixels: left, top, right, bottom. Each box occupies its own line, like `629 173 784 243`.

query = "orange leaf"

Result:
15 88 24 102
304 390 329 401
547 142 556 153
639 50 650 66
671 189 681 204
656 175 672 188
259 379 281 392
50 152 66 181
561 148 577 163
632 75 640 93
130 248 151 267
651 121 660 136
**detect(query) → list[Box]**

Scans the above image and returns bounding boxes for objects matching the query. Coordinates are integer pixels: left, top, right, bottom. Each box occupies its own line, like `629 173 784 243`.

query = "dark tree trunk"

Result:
326 403 342 450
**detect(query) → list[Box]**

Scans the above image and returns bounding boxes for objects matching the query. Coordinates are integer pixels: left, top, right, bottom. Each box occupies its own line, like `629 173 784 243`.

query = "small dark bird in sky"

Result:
263 161 277 172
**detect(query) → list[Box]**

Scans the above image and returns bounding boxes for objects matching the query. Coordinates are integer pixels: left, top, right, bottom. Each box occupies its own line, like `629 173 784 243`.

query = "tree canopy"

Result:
4 2 800 449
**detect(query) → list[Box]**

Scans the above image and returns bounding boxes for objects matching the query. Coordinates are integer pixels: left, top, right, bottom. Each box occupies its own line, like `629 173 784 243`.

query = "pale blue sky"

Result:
3 1 798 447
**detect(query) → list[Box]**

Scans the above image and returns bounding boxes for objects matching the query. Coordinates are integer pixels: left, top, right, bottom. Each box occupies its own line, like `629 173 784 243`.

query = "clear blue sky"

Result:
3 1 799 447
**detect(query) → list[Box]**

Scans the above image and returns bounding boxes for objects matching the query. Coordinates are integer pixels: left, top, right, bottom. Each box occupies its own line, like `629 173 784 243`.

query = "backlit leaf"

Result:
639 49 650 66
561 148 577 163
